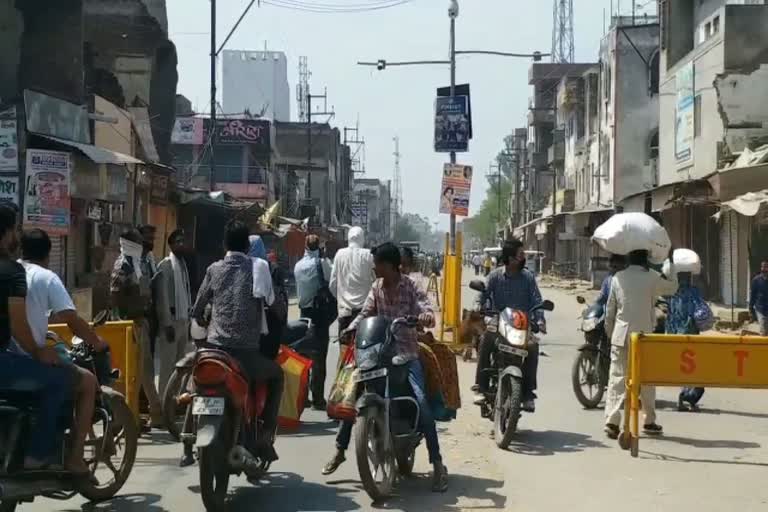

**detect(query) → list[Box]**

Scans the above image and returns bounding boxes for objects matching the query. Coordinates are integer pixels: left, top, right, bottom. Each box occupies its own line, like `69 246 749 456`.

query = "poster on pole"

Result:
434 96 470 152
0 108 18 172
439 163 473 217
23 149 71 235
0 177 19 207
675 61 694 165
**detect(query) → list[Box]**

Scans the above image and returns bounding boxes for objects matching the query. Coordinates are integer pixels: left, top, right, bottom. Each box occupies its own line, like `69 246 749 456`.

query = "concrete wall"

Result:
223 50 291 121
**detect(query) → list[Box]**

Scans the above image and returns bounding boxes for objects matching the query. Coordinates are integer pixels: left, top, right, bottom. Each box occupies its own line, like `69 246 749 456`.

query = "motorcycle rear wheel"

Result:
355 408 395 502
572 348 605 409
494 376 522 449
199 424 231 512
162 366 191 442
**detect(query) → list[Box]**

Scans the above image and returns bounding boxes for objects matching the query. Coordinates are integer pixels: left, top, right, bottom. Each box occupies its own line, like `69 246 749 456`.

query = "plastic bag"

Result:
276 345 313 429
327 344 358 421
592 212 671 264
662 248 702 276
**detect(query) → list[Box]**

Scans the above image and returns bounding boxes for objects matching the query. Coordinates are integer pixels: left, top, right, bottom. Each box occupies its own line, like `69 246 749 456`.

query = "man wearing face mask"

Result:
473 239 546 412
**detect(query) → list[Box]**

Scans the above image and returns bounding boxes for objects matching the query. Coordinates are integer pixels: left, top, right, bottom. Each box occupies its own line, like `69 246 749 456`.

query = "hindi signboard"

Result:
434 96 470 153
171 117 204 145
439 163 473 217
351 201 368 227
0 108 18 173
0 176 19 207
23 149 71 235
675 62 694 165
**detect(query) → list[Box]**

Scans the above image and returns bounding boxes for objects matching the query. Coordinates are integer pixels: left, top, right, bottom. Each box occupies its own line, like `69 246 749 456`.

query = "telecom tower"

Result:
551 0 575 63
296 56 310 122
392 136 402 218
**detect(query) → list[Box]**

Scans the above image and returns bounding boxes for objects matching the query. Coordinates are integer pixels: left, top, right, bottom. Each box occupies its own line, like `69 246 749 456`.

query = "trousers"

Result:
336 359 442 464
604 344 656 425
300 307 330 402
157 318 190 399
136 318 161 414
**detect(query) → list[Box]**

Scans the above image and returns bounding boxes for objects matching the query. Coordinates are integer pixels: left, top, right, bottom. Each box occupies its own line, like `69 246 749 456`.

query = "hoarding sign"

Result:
0 108 18 172
23 149 71 235
351 201 368 226
439 163 473 217
675 62 694 165
0 176 19 206
434 96 470 152
171 117 204 145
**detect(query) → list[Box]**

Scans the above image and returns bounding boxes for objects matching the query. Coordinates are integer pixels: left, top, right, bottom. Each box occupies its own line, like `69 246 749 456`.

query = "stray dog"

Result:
460 309 486 361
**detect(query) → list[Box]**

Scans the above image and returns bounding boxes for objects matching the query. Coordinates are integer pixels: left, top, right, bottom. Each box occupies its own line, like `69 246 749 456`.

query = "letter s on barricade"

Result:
734 350 749 377
680 349 696 374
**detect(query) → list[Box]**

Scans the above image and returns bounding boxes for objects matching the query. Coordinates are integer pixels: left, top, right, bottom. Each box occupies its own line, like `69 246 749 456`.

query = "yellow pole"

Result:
630 333 641 457
439 233 449 342
455 231 463 345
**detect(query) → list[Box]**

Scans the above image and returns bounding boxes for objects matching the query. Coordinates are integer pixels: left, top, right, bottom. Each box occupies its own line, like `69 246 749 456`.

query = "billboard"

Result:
439 163 473 217
23 149 71 235
351 201 368 226
434 96 470 152
675 62 694 165
0 108 18 172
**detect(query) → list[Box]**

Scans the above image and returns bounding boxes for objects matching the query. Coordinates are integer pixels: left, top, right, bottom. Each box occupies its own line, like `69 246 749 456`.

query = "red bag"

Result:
327 344 357 421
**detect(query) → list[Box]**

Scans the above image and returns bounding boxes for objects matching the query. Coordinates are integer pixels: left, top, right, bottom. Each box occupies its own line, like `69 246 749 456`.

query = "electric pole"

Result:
448 0 457 253
209 0 217 190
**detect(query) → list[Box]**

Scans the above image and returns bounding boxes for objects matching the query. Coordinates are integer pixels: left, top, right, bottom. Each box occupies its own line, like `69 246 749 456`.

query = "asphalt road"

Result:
19 271 768 511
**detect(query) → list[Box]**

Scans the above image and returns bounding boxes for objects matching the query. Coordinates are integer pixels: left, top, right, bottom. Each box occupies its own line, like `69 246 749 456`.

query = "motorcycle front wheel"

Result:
494 376 522 449
355 407 395 502
571 347 605 409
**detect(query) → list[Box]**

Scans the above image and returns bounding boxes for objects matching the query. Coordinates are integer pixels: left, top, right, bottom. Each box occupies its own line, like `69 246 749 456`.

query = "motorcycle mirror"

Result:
469 280 486 293
576 296 586 304
540 300 555 312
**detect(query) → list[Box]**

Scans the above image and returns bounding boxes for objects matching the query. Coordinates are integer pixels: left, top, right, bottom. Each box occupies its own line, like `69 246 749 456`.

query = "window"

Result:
694 95 702 137
649 131 659 160
649 50 660 95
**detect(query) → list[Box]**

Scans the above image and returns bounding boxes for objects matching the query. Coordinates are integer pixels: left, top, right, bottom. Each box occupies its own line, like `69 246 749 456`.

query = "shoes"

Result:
321 450 346 475
313 398 328 411
472 394 486 406
604 423 620 439
643 423 663 435
522 399 536 413
470 384 480 392
431 462 448 493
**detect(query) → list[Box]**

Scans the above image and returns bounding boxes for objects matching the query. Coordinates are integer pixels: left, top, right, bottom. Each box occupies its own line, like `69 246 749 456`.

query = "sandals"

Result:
643 423 664 435
604 423 620 440
321 451 346 476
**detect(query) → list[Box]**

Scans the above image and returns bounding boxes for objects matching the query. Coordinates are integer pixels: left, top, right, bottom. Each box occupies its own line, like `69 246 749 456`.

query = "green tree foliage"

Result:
463 176 511 247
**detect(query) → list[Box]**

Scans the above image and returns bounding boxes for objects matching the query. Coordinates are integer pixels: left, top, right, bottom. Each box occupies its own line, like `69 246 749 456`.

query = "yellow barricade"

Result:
439 232 463 350
623 332 768 457
49 321 140 422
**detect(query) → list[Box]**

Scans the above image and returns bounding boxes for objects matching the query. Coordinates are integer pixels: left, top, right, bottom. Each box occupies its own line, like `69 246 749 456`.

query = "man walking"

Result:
330 226 375 335
111 227 162 427
154 229 192 397
750 260 768 335
294 234 333 409
472 253 482 276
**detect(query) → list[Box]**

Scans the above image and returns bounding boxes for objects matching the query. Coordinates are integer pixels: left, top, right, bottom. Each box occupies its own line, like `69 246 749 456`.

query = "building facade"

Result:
223 50 291 121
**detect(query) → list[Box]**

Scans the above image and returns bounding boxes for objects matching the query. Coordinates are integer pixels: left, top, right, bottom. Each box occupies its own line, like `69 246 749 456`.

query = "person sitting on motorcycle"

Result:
13 228 109 477
0 206 76 472
473 239 546 412
596 254 626 307
322 242 448 493
191 220 284 462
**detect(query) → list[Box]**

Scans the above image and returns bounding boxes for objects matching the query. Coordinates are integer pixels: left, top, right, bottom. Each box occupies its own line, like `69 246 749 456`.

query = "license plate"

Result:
498 344 528 357
192 396 225 416
355 368 387 383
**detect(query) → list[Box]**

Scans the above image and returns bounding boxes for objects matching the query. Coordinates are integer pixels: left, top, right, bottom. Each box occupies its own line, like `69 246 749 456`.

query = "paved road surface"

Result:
18 272 768 511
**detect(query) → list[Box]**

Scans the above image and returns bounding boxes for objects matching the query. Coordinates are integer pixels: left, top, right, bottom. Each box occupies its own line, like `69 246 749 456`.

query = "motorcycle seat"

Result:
196 349 248 381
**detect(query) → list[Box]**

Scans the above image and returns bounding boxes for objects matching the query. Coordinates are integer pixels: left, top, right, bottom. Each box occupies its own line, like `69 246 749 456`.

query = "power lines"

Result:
261 0 413 14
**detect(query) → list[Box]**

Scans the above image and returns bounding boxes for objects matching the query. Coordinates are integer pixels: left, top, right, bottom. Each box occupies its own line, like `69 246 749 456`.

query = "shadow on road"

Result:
370 472 506 511
57 493 169 512
653 435 760 450
279 420 339 438
506 429 606 456
227 471 359 511
641 451 768 467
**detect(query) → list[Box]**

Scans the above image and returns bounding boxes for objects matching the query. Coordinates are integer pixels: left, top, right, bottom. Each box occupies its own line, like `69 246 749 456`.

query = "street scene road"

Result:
21 273 768 512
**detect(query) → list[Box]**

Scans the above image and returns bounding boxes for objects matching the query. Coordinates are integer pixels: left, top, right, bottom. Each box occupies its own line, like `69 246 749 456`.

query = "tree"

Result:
463 176 511 247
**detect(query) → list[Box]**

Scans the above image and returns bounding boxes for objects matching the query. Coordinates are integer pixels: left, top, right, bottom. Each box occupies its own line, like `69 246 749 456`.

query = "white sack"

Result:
662 248 701 276
592 212 671 264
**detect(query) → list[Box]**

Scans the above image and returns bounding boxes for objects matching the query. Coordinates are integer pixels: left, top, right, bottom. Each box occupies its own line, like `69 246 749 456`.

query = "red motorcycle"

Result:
188 349 272 512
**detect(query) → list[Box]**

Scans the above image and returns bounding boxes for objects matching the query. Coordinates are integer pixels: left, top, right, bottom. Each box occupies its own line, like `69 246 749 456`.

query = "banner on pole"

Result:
24 149 71 235
439 163 473 217
434 96 470 153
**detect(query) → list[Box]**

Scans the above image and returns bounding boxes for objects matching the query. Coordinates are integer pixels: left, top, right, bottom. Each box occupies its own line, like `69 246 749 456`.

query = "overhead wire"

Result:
261 0 413 13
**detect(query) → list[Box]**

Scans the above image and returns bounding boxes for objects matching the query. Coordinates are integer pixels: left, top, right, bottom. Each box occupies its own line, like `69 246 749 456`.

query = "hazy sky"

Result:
166 0 653 228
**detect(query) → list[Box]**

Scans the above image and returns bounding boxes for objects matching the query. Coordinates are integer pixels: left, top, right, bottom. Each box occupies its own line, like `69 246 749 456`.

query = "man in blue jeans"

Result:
0 205 73 469
321 243 448 493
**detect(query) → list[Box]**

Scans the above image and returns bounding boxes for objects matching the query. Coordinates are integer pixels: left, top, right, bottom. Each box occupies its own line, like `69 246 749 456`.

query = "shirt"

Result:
472 255 482 266
110 253 152 319
12 261 75 353
605 265 679 347
750 274 768 315
191 252 264 348
350 276 432 362
329 244 375 317
596 275 612 306
0 259 26 350
481 267 545 324
666 284 702 335
294 250 333 309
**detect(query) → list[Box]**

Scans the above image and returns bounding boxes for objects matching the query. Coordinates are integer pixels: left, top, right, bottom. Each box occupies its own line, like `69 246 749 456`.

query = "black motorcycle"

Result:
0 311 138 511
571 296 610 409
353 316 422 502
469 280 554 449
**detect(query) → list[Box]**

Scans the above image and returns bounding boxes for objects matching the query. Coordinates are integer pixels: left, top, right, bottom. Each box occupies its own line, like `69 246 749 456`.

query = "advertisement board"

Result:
23 149 71 235
675 62 694 165
439 163 473 217
434 96 470 153
0 176 19 207
0 108 18 172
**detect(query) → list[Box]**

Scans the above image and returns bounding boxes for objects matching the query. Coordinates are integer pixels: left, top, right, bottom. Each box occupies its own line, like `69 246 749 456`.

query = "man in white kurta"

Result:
604 251 678 438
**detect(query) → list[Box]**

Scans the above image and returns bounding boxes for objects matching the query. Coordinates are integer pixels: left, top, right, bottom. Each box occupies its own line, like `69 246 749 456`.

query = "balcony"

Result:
548 140 565 165
530 151 549 169
528 108 555 126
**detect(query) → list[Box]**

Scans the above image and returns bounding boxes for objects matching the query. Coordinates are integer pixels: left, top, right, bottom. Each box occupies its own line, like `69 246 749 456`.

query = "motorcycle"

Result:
571 296 610 409
468 279 555 450
352 316 423 502
0 311 138 511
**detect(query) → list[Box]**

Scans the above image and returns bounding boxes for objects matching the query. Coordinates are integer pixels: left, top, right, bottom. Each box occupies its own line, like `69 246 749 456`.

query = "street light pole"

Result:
209 0 217 191
448 0 458 254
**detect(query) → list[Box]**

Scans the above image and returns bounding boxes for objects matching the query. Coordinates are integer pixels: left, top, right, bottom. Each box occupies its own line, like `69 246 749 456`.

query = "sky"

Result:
166 0 653 229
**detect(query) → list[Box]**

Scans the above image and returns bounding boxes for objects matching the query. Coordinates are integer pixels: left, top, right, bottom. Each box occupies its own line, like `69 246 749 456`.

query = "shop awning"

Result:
720 189 768 217
39 135 144 165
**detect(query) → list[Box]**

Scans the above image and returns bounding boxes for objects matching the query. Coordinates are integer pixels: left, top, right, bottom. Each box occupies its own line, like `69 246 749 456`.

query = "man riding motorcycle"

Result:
191 220 284 461
473 239 546 412
321 242 448 493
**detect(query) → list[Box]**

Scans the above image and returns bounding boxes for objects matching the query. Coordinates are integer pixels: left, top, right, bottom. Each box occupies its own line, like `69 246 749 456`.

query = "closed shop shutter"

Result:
720 211 750 307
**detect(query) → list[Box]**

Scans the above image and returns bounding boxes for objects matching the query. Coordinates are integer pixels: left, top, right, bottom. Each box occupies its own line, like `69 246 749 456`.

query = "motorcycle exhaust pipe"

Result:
228 446 259 471
0 479 62 501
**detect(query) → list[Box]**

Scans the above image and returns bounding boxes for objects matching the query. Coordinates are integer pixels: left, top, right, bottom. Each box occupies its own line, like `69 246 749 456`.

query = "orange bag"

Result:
327 344 358 421
276 345 313 430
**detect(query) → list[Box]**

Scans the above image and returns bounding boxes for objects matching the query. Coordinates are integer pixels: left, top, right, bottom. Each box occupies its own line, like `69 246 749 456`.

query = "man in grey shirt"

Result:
192 220 283 461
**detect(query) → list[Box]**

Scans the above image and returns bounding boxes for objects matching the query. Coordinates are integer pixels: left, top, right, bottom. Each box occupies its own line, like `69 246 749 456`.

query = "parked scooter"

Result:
571 296 610 409
0 311 138 511
468 280 555 449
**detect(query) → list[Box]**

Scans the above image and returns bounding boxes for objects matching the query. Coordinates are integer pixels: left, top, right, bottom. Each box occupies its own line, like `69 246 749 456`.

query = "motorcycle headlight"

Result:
504 328 528 347
582 317 599 332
